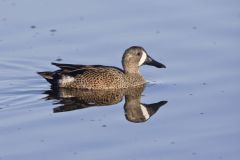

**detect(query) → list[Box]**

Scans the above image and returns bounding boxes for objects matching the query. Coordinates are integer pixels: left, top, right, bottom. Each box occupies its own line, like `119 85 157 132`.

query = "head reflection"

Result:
44 85 167 123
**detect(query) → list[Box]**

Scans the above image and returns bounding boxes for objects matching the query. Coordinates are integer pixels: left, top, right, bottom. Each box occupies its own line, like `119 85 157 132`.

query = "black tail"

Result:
37 71 55 84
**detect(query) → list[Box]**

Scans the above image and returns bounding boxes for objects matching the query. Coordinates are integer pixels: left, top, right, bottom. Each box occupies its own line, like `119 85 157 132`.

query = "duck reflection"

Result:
44 85 167 123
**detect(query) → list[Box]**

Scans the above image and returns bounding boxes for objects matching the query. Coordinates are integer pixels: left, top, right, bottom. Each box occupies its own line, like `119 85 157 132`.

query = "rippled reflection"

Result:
43 85 167 123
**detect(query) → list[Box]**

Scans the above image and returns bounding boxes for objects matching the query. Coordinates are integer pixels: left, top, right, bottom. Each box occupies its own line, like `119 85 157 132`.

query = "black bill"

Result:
144 55 166 68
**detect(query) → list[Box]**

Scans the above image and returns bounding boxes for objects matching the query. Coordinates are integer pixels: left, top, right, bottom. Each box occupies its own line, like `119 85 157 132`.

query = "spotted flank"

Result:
59 76 75 86
38 46 166 90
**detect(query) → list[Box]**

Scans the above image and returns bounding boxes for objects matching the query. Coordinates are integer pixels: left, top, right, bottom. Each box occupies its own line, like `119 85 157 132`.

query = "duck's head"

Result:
122 46 166 73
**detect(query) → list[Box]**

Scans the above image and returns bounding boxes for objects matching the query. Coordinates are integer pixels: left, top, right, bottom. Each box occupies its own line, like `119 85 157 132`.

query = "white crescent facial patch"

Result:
138 51 147 66
140 104 150 120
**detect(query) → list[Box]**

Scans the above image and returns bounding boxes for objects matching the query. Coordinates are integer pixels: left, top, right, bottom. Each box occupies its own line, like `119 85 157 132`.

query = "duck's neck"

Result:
123 65 140 74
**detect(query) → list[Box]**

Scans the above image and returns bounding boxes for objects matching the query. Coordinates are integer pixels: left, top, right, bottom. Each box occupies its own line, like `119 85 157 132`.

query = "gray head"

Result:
122 46 166 73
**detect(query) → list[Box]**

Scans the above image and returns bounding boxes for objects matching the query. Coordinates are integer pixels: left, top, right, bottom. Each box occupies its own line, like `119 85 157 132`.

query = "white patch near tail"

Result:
140 104 150 120
138 51 147 66
59 76 75 85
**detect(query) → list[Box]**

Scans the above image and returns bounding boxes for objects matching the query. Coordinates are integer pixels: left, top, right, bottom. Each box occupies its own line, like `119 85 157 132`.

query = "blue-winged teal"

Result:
38 46 166 90
45 86 168 123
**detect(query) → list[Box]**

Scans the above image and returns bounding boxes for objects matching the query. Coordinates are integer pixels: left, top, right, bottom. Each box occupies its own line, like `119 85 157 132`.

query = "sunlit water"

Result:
0 0 240 160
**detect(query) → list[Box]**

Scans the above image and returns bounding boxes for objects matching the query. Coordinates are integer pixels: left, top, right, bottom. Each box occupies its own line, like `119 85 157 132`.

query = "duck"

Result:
44 85 168 123
38 46 166 90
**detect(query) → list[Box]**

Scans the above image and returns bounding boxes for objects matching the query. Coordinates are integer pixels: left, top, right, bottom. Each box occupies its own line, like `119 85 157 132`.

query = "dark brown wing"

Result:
51 62 123 72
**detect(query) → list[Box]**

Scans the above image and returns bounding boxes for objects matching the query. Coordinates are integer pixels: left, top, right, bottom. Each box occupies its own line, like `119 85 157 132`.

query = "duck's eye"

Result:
137 52 141 56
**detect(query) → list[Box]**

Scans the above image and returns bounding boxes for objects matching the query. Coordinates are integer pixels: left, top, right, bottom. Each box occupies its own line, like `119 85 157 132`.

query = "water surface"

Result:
0 0 240 160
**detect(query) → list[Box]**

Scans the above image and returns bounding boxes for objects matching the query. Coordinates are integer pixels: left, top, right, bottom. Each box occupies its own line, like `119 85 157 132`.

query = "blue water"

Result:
0 0 240 160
